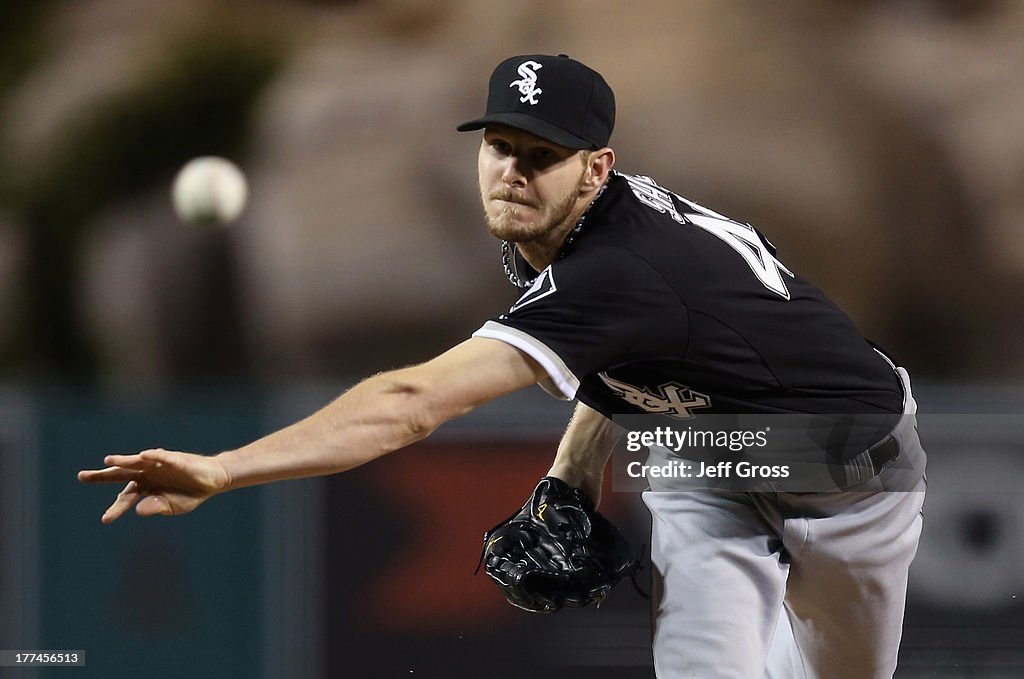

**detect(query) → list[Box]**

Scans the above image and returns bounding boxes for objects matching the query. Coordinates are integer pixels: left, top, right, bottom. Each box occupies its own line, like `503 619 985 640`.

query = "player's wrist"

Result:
212 450 242 491
546 464 602 505
545 464 581 488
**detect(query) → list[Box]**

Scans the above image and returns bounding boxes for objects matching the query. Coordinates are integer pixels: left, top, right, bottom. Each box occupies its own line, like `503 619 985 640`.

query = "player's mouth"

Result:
489 191 539 210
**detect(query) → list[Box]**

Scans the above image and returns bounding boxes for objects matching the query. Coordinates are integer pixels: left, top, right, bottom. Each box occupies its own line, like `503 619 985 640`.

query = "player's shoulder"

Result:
600 171 721 245
594 170 805 302
551 236 665 291
606 170 746 236
586 171 729 271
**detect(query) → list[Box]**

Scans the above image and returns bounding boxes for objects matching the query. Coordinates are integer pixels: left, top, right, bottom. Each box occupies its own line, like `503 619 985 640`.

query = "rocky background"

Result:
1 0 1021 386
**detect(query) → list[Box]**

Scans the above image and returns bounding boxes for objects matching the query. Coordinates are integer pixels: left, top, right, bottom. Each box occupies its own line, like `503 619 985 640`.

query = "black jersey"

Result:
474 171 903 418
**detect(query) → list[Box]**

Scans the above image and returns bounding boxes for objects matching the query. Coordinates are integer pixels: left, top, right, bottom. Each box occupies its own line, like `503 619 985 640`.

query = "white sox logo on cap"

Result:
509 60 543 105
457 54 615 150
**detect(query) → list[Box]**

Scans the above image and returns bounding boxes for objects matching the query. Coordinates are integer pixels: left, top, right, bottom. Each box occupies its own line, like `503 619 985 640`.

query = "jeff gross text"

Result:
626 460 791 479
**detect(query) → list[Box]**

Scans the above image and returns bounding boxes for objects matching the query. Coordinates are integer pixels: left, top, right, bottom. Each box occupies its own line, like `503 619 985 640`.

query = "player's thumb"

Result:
136 494 173 518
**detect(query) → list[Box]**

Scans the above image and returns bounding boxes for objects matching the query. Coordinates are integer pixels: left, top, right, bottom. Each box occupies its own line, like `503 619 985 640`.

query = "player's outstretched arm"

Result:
78 337 546 522
546 402 621 506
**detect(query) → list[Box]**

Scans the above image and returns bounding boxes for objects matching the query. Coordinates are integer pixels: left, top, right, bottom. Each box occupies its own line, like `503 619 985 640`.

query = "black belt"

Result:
868 434 901 475
844 433 901 487
862 352 906 478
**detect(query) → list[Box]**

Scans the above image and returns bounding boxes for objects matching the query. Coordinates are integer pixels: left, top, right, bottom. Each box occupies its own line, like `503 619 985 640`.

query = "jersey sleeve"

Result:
473 246 688 400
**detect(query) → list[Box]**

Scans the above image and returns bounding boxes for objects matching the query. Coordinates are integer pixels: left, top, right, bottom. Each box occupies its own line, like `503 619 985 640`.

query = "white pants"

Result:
644 369 927 678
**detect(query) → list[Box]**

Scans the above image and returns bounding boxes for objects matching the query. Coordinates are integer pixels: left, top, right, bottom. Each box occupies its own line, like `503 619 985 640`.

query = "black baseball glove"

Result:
476 476 642 613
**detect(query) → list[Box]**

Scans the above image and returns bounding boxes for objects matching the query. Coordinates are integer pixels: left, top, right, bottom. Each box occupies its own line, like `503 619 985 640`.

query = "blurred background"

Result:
0 0 1022 677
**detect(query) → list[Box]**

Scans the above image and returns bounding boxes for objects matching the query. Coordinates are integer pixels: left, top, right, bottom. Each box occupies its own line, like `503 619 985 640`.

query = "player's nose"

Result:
500 156 528 187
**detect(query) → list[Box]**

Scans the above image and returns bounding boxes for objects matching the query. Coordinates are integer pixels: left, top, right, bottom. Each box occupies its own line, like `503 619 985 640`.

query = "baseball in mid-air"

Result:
171 156 248 225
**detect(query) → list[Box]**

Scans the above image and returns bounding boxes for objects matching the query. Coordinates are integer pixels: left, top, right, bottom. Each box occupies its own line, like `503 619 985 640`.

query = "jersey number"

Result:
622 174 795 300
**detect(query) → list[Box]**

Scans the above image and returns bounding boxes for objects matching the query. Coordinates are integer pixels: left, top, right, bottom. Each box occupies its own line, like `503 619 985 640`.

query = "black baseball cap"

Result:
457 54 615 150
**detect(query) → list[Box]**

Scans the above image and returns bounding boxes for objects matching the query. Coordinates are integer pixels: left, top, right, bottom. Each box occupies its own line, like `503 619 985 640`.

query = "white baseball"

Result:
171 156 248 225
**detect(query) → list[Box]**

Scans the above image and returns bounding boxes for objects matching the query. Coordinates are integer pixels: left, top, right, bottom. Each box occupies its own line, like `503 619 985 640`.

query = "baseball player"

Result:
79 54 927 678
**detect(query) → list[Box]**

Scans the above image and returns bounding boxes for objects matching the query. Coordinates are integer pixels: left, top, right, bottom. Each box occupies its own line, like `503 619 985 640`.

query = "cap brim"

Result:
456 112 594 150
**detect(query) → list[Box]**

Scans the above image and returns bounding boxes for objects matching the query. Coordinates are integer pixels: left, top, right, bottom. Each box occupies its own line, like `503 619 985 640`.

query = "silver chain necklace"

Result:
500 181 609 288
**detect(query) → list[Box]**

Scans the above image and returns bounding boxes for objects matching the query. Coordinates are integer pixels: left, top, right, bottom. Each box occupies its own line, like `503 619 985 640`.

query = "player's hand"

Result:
77 449 232 524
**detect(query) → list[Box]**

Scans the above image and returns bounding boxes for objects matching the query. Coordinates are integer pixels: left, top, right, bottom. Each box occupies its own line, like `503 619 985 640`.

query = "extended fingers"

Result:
79 450 170 484
77 467 141 484
138 448 176 464
102 452 161 469
83 449 214 523
101 480 142 524
97 481 174 522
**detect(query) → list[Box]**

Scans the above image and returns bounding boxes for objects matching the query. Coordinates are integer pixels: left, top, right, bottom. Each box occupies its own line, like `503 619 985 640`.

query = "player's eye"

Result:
530 147 559 166
489 139 512 156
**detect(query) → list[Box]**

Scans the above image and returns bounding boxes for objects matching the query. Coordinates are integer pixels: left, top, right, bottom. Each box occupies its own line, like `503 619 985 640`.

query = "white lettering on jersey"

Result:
621 174 685 223
509 61 544 105
509 267 556 313
621 173 795 300
599 373 711 419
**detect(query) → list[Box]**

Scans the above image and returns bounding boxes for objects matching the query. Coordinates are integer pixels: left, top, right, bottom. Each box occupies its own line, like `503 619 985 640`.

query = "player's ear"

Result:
582 147 615 191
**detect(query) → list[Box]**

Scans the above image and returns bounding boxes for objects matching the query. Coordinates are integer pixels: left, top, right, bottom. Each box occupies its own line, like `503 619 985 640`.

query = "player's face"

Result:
478 125 588 243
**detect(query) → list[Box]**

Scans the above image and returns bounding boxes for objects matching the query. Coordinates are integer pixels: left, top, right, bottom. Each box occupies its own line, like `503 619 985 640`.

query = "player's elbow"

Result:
400 395 443 441
374 370 455 442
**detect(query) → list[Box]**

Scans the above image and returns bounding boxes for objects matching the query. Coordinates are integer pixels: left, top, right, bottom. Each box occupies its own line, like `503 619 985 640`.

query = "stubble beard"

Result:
482 177 584 245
